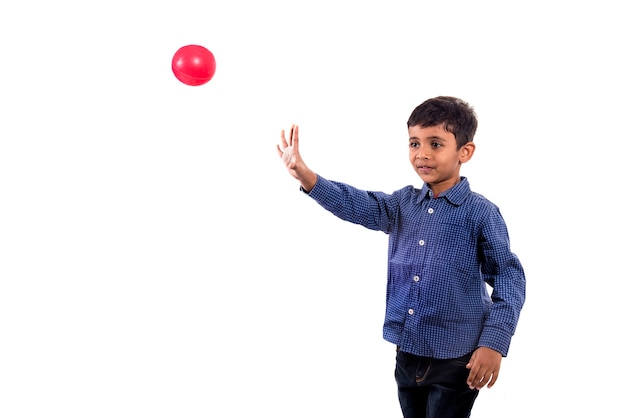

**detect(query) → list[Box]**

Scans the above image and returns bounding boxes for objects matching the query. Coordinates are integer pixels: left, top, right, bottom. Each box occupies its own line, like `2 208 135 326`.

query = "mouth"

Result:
417 165 433 173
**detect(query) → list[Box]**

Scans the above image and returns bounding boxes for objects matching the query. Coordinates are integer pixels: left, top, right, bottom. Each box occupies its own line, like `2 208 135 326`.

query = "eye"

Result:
409 141 419 148
431 142 442 149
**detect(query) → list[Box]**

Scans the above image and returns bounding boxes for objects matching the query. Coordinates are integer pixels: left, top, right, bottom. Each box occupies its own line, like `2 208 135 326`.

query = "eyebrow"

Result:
409 135 447 141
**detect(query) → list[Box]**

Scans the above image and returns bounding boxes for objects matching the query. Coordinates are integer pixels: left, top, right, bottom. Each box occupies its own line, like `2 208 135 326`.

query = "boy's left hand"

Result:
465 347 502 390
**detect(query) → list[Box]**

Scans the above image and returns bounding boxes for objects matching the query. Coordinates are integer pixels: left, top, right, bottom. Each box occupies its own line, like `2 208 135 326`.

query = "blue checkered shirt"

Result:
306 175 526 358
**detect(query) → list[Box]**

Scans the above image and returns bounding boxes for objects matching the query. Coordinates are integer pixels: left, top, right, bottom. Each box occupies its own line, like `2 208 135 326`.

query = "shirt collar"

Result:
415 177 471 206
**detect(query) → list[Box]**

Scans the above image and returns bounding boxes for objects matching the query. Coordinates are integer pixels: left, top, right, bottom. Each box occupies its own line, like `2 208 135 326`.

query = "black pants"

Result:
395 349 479 418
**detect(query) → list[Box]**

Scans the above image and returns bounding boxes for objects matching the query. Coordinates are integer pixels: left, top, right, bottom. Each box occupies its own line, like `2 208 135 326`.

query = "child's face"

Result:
408 124 474 196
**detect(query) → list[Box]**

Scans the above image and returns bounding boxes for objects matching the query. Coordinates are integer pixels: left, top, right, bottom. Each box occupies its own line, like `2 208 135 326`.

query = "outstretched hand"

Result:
276 124 317 191
277 124 300 171
466 347 502 390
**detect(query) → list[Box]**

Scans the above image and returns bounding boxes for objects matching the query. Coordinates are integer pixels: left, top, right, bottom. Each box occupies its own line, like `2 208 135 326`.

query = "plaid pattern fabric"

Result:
307 175 525 358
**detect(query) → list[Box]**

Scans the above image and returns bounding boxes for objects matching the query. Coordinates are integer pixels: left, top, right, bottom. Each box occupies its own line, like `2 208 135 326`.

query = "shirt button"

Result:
408 309 414 315
419 239 425 246
428 208 434 214
413 275 420 282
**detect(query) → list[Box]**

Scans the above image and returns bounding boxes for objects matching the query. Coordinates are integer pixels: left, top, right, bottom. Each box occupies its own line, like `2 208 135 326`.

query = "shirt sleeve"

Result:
306 174 398 233
477 206 526 356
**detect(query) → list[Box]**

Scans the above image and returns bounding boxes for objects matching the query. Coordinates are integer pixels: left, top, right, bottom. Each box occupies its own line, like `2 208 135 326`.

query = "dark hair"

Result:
407 96 478 148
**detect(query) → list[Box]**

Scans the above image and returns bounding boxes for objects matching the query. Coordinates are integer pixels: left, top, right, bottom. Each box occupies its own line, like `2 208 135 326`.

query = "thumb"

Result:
466 353 476 369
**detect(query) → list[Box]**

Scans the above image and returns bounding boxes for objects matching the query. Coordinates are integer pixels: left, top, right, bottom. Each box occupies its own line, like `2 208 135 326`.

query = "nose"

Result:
415 147 429 160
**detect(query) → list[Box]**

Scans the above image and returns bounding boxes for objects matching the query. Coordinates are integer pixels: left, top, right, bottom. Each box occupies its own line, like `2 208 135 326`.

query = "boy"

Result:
276 96 526 418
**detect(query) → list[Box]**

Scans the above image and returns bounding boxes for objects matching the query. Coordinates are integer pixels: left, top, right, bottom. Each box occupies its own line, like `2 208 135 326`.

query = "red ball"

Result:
171 45 216 86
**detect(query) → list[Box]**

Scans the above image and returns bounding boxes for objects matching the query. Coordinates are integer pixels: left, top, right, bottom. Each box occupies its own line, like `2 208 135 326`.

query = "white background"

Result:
1 1 624 417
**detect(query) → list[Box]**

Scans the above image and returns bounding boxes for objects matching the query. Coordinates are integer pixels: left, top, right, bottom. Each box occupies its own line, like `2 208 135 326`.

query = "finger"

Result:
292 124 299 152
469 374 484 390
288 125 294 147
465 359 478 386
486 370 499 388
475 370 497 390
467 365 485 389
276 144 284 158
480 373 494 389
280 129 289 149
476 374 488 390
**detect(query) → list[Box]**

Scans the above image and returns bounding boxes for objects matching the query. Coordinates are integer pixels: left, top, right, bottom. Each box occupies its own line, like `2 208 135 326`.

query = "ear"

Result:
459 142 475 163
